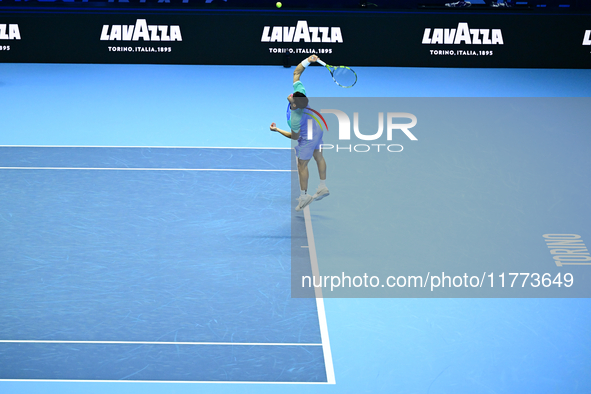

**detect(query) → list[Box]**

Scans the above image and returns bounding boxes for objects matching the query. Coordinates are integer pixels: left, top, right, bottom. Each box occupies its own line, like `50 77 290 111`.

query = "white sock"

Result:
300 189 307 196
319 180 326 188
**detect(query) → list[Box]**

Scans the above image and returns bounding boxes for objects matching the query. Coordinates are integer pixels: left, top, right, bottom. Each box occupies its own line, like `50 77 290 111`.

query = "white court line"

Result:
303 206 336 385
0 379 332 384
293 148 335 385
0 145 292 171
0 340 320 346
0 167 293 172
0 340 327 384
0 145 290 149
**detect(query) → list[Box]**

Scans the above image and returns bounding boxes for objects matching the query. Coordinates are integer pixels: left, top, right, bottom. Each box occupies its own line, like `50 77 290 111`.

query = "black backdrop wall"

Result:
1 7 590 68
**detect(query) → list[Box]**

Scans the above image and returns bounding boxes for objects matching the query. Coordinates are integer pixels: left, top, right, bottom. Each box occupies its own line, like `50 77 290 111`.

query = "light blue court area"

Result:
0 146 330 383
1 63 591 394
2 64 591 148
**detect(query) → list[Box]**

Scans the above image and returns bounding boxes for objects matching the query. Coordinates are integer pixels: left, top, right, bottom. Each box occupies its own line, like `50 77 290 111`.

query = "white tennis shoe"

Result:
312 186 330 201
295 194 314 211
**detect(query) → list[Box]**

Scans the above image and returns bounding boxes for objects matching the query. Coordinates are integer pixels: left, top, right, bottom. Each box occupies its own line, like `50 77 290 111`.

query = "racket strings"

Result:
332 67 357 88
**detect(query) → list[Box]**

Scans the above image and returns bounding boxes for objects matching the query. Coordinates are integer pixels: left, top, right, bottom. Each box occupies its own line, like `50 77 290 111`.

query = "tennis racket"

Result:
316 59 357 88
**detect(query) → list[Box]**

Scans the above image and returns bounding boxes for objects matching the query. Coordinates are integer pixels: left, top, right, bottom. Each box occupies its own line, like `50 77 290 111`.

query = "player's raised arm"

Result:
293 55 319 83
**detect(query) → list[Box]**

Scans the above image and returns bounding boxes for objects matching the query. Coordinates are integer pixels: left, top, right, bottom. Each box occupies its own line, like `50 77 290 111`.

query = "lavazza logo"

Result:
100 19 181 53
583 30 591 46
261 21 342 43
422 22 503 57
100 19 181 41
0 23 20 52
310 110 417 153
0 24 21 40
262 20 342 55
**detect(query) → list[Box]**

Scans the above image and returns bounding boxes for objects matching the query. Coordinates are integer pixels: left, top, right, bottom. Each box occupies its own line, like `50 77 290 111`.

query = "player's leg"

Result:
297 157 311 193
295 156 314 211
312 149 330 201
313 149 326 181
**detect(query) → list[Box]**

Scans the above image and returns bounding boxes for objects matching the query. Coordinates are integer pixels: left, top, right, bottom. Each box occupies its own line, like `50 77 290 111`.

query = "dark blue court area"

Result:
0 146 329 382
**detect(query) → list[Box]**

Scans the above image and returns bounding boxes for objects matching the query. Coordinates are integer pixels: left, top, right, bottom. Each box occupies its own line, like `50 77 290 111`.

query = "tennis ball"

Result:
276 2 282 8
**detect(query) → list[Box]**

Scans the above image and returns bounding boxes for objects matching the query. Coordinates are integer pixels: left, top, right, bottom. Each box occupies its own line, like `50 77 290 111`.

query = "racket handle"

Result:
316 59 326 66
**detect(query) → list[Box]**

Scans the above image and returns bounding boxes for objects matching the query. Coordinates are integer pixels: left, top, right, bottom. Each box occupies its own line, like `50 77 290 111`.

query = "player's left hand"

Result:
270 122 279 132
308 55 318 63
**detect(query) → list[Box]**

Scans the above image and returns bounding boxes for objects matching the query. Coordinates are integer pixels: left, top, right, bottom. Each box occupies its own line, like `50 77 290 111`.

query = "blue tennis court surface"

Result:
0 146 332 383
1 64 591 394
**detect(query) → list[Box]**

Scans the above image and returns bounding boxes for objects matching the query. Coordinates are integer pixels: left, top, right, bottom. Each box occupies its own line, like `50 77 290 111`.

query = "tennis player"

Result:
270 54 329 211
